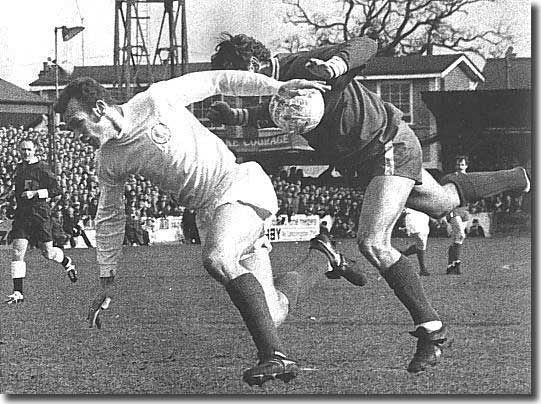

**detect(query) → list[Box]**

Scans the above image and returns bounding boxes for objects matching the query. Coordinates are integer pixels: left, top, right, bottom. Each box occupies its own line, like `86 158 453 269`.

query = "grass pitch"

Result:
0 236 531 395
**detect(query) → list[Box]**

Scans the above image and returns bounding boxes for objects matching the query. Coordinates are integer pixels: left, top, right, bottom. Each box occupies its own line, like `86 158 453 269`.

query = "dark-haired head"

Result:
455 154 469 173
54 77 119 149
54 76 114 116
211 32 271 71
455 154 469 165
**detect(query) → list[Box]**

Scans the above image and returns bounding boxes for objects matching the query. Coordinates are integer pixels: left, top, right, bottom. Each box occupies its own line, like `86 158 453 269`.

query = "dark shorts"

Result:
347 122 423 187
11 207 53 243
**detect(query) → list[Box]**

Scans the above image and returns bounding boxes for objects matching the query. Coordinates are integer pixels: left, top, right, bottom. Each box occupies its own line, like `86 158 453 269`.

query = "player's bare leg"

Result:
39 241 77 282
401 233 430 276
202 202 298 386
447 215 466 275
413 233 430 276
357 175 446 373
239 238 292 327
406 167 530 218
5 238 28 304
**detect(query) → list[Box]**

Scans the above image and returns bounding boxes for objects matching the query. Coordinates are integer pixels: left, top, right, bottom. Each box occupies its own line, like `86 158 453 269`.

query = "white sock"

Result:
50 247 65 264
11 261 26 278
415 320 443 333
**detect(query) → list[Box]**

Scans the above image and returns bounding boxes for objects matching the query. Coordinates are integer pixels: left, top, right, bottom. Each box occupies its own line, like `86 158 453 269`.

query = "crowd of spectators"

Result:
0 125 529 244
271 166 528 239
0 126 187 246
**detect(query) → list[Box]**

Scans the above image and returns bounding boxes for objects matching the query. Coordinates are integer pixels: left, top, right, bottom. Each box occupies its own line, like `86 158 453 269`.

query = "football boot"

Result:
5 291 24 305
407 325 448 373
243 351 299 386
309 233 367 286
63 256 78 283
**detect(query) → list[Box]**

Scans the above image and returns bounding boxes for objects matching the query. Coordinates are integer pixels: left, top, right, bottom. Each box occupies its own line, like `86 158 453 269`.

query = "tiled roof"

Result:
0 78 50 104
29 62 213 87
362 54 464 76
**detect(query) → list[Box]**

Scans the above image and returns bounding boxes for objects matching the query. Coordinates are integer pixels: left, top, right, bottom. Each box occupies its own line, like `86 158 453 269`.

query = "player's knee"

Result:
11 246 25 261
202 250 230 284
41 248 55 260
453 233 466 244
358 237 389 263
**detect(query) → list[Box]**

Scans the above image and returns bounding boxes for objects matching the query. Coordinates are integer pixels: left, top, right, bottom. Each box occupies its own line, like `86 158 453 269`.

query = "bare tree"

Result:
281 0 513 57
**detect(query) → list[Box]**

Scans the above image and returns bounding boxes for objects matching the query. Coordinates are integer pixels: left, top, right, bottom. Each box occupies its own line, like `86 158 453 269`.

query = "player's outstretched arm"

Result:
207 102 270 128
206 79 329 127
279 36 378 80
151 70 329 108
89 182 126 329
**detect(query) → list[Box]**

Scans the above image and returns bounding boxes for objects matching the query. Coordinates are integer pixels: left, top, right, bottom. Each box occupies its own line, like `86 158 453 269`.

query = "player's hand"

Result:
21 191 37 199
207 101 235 125
305 58 335 80
87 291 111 329
278 79 331 96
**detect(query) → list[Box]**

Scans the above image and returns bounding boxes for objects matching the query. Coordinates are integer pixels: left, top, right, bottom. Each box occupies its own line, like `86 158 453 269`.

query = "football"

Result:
268 88 325 134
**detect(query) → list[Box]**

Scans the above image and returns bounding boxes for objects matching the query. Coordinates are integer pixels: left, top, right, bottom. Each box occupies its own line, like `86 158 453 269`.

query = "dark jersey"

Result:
14 161 59 213
251 37 404 163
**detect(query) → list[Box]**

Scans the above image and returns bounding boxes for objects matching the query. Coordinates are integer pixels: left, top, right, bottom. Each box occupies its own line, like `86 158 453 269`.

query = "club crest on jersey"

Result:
150 123 171 145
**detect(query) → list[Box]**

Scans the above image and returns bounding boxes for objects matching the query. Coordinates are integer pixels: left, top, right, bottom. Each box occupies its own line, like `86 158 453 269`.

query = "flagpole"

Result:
54 27 59 99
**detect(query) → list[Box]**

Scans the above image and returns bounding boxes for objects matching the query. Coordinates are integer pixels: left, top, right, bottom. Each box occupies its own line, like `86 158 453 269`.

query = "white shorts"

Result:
404 209 430 236
195 161 278 244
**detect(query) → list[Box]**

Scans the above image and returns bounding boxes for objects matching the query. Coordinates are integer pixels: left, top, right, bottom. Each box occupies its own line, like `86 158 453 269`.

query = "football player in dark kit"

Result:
209 33 531 374
5 139 77 305
445 155 471 275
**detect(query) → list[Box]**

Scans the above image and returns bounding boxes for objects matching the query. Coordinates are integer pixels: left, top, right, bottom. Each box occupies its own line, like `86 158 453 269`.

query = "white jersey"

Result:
95 70 284 276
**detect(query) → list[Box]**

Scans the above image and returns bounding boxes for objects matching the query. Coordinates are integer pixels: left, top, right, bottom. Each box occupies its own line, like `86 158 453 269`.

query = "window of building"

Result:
377 82 413 123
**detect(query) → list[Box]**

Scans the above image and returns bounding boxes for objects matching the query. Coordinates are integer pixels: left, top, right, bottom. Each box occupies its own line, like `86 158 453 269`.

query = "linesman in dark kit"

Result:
5 139 77 305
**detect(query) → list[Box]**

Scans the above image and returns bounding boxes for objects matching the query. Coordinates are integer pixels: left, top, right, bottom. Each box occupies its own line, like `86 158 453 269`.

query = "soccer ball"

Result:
268 89 325 134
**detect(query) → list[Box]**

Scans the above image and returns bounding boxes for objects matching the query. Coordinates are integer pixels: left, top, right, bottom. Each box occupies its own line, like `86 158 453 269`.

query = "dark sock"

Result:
381 255 439 325
448 243 462 264
417 249 427 272
61 257 69 267
226 273 284 361
402 245 418 256
441 168 528 205
13 278 23 293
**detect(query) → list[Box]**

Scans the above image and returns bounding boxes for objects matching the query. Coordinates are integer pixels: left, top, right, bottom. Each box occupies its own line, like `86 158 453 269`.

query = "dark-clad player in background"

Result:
5 139 77 305
209 33 531 374
446 155 471 275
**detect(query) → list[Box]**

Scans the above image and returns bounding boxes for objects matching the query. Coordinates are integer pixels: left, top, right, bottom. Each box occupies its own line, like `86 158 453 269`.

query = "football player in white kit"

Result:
54 70 330 386
400 208 431 276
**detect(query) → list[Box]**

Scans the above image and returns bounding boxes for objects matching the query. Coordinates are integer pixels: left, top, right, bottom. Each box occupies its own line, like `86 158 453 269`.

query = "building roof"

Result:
29 62 213 88
361 53 484 82
29 53 485 89
0 78 51 104
477 57 531 90
0 77 52 128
